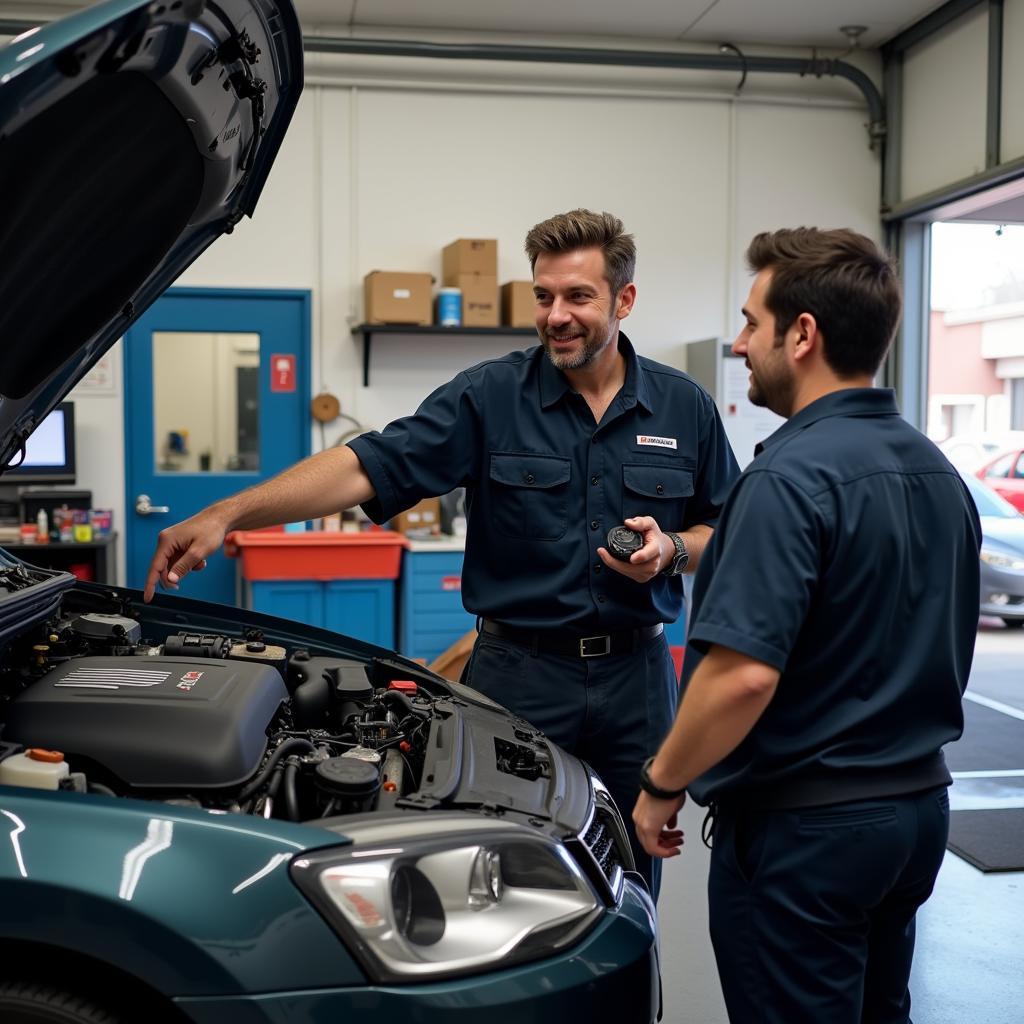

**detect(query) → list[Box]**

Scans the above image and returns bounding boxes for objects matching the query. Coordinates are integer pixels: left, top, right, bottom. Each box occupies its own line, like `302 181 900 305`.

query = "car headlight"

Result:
291 821 602 982
981 548 1024 570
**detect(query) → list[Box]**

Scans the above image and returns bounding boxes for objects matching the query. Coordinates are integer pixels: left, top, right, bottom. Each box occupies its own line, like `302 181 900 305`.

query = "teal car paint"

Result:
0 1 660 1021
0 788 363 994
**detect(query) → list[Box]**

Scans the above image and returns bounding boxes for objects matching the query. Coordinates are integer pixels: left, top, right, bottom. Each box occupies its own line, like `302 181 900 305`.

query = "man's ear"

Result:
791 312 819 362
615 282 637 321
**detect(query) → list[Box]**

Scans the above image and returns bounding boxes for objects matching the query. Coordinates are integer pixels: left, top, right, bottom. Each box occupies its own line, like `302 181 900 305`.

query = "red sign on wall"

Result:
441 575 462 592
270 353 296 392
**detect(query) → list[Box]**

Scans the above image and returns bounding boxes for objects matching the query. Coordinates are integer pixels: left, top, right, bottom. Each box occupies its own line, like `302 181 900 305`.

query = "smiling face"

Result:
732 268 797 418
533 247 633 372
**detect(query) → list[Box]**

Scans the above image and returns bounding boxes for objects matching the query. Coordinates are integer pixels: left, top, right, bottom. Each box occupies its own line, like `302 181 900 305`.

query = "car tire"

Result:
0 982 121 1024
1002 618 1024 630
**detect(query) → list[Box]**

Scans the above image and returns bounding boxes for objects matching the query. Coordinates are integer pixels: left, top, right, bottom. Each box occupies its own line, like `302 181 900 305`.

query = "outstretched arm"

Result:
143 445 375 601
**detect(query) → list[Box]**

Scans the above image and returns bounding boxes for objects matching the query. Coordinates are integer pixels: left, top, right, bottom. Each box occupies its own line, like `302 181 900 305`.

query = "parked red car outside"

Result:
976 448 1024 513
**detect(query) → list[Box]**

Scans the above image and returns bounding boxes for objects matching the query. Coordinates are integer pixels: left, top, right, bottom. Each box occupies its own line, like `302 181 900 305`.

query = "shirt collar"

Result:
755 387 900 456
538 331 653 413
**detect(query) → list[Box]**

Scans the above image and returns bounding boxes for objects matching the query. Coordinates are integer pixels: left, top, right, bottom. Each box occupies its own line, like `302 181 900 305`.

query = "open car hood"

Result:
0 0 303 468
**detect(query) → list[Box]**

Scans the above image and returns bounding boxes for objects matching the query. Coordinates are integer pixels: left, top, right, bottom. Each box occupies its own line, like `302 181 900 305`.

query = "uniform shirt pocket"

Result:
621 463 694 528
489 452 572 541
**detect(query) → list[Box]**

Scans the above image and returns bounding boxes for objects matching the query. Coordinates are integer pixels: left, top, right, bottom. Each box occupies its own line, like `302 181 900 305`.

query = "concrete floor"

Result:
656 621 1024 1024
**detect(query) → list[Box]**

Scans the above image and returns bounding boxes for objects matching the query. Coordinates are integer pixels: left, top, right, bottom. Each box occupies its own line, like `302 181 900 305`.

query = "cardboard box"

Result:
391 497 442 537
501 281 535 328
450 274 499 328
364 271 433 325
442 238 498 280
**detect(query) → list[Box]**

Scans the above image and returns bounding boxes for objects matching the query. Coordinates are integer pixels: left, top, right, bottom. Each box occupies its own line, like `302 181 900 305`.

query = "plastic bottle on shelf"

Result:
35 508 48 543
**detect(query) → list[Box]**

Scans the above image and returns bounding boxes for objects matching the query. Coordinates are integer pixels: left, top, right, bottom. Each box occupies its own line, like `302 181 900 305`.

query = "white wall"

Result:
71 51 881 586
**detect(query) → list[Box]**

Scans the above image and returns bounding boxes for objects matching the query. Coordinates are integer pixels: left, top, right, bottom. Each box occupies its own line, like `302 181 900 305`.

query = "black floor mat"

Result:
947 809 1024 872
943 700 1024 773
942 700 1024 870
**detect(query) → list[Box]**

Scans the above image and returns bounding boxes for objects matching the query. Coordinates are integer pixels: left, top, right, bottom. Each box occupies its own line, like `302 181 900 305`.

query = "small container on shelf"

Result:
89 508 113 537
437 287 462 327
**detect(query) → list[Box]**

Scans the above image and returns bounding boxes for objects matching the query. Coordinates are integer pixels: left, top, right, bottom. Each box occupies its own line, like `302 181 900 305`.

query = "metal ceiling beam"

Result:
881 0 984 57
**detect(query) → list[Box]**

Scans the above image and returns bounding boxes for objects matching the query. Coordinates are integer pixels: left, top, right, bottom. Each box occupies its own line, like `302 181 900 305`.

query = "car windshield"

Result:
962 473 1021 519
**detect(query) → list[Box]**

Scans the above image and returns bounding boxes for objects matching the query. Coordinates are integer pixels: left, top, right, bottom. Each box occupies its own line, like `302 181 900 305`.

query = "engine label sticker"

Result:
177 670 204 691
636 434 677 449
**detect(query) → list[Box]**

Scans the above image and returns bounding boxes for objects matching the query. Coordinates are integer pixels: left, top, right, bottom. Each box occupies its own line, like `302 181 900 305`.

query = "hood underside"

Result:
0 0 303 466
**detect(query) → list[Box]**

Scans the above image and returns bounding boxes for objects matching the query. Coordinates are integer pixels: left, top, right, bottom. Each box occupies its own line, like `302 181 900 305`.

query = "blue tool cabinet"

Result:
399 539 476 665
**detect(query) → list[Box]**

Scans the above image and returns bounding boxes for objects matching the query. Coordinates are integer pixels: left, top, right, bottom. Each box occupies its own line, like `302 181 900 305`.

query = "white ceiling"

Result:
297 0 949 49
5 0 951 49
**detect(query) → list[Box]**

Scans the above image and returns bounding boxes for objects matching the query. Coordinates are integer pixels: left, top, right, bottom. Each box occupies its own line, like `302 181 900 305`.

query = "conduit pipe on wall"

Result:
302 35 886 151
0 17 885 149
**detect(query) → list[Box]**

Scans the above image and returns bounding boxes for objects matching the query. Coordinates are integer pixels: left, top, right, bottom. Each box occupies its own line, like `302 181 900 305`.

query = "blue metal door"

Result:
124 288 311 604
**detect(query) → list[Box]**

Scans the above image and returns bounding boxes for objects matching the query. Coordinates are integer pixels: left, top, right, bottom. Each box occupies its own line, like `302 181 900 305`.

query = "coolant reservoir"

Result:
0 748 69 790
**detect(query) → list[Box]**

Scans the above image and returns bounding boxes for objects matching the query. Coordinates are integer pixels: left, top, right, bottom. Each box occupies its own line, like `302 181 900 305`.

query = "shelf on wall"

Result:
351 324 537 386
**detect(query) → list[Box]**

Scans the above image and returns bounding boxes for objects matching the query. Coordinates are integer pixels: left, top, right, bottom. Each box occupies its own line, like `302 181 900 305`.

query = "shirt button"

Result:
524 473 535 484
593 564 601 574
656 484 664 494
590 520 600 531
591 475 600 485
597 594 606 603
591 436 598 444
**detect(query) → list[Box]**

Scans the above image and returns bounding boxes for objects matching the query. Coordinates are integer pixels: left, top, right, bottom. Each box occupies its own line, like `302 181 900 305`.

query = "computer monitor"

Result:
2 402 77 484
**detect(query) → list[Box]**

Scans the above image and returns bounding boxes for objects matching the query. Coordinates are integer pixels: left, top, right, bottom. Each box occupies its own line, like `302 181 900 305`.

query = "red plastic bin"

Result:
225 530 408 581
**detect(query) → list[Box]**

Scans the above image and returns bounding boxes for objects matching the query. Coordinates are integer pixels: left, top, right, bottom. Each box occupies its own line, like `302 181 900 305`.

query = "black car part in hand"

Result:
606 526 643 562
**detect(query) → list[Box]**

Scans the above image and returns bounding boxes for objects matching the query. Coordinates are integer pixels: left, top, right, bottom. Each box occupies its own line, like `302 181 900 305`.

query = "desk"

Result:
4 534 117 584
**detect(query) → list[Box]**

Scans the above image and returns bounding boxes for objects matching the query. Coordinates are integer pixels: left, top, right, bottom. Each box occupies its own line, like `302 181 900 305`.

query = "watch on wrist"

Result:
639 756 687 800
661 531 689 576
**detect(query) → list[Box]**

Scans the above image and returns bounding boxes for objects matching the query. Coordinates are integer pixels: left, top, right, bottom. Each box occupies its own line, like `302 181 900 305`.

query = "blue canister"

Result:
437 287 462 327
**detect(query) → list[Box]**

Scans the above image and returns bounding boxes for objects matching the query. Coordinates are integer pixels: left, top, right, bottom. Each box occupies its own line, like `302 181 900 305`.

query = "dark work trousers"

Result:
707 786 951 1024
461 628 678 901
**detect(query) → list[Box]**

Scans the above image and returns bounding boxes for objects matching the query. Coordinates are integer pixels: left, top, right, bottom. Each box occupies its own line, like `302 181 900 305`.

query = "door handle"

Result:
135 494 170 516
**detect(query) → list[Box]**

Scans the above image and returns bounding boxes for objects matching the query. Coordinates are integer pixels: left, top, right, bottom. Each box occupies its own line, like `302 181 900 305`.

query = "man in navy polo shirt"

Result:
633 227 982 1022
144 208 739 898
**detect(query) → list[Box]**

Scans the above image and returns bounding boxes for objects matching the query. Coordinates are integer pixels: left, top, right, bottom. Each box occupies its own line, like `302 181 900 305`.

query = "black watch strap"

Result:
639 756 687 800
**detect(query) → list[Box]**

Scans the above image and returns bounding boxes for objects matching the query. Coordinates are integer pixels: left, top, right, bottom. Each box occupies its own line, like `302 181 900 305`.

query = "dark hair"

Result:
524 209 636 297
746 228 902 377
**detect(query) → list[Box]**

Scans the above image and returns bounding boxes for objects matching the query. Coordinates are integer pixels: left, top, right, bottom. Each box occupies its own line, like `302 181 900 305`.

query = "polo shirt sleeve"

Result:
348 372 481 524
684 389 741 530
687 469 824 671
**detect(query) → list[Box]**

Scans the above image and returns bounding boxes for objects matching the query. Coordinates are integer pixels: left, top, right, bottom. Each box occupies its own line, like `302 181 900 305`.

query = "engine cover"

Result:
4 656 288 788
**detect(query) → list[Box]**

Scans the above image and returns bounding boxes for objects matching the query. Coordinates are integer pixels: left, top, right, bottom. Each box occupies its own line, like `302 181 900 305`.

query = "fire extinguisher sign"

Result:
270 354 296 393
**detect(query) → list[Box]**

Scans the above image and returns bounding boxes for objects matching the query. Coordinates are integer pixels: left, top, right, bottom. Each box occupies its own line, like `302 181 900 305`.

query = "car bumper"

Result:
174 877 659 1023
980 562 1024 619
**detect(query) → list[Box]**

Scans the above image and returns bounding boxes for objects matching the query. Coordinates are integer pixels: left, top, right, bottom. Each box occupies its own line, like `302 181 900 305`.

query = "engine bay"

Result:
0 579 578 831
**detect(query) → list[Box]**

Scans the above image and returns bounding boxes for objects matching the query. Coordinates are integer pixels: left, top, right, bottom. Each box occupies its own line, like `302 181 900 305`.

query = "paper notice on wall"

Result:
721 356 784 468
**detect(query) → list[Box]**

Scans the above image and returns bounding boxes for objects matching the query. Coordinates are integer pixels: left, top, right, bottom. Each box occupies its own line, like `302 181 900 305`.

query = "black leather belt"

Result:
480 619 663 658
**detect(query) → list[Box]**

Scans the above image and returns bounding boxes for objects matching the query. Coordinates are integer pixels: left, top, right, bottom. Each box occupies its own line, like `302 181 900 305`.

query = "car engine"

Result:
0 583 628 848
0 605 475 822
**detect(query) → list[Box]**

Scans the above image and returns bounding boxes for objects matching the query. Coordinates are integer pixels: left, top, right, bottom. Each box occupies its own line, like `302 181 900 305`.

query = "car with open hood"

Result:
0 3 660 1021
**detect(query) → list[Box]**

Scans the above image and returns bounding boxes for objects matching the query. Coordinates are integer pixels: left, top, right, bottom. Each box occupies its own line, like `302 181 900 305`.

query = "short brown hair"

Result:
746 228 902 378
524 209 636 297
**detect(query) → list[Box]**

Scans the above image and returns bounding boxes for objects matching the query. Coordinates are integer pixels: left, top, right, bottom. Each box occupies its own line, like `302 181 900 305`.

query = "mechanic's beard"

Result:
748 356 795 418
543 323 613 371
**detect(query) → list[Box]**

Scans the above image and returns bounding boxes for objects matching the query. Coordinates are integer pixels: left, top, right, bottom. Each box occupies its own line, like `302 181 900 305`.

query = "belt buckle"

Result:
579 634 611 658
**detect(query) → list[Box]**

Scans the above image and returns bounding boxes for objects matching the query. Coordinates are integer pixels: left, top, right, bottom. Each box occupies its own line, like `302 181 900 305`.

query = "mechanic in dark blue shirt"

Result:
145 209 739 899
633 228 982 1023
